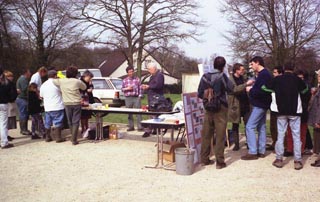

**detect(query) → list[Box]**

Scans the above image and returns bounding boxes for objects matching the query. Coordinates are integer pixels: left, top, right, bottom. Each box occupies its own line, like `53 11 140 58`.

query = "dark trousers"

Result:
305 128 313 150
270 112 278 146
65 105 81 127
201 106 228 164
313 128 320 154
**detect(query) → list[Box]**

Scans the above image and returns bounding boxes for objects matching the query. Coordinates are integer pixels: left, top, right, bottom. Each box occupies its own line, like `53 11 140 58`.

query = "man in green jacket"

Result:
227 63 254 151
16 68 32 135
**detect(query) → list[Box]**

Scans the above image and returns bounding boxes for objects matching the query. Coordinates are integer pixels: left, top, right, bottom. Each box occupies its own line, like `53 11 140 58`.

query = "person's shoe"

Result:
241 153 258 160
257 153 266 158
7 135 15 141
127 128 135 132
216 162 227 169
283 151 293 157
56 139 66 143
21 131 31 136
45 138 53 142
142 132 150 138
71 125 79 145
31 134 41 140
53 127 65 143
294 161 303 170
232 145 240 151
72 141 79 145
272 159 283 168
266 145 274 151
302 150 313 155
1 143 14 149
137 128 144 132
151 129 157 135
310 159 320 167
201 160 215 166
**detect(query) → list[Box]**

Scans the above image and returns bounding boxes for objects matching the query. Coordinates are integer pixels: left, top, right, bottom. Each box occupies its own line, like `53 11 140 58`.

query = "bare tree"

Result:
71 0 203 77
0 0 15 68
11 0 83 69
150 44 198 79
222 0 320 66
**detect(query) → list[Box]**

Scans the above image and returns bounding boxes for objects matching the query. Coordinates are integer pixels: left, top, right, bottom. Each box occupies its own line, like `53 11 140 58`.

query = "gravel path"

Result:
0 123 319 202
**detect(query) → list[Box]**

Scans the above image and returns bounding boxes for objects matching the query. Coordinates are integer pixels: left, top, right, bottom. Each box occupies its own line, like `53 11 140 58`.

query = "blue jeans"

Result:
276 116 302 161
16 97 28 120
44 110 65 129
0 104 9 147
246 106 267 154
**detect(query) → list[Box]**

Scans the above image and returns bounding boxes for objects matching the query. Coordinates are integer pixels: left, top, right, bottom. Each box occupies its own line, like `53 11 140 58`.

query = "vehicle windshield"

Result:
88 70 102 77
61 69 102 78
110 79 123 90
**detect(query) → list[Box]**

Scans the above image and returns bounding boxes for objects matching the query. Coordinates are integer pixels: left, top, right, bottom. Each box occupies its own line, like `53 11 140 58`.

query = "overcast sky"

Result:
180 0 233 62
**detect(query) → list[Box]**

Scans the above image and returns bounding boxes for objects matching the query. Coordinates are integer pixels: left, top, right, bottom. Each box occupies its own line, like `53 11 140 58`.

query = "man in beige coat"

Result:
227 63 254 151
53 66 86 145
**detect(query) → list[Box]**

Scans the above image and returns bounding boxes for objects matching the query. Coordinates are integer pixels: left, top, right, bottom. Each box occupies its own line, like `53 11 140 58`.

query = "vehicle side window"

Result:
92 79 112 89
110 79 123 90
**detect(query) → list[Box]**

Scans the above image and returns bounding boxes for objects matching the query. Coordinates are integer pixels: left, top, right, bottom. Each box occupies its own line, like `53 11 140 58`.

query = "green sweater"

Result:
16 75 29 100
53 78 86 105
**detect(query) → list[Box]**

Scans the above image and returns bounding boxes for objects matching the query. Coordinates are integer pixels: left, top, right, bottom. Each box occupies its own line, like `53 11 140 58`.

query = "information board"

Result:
182 92 205 164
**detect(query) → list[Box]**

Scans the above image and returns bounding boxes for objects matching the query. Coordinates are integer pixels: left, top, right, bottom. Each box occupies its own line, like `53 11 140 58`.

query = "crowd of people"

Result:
1 58 320 171
0 62 166 148
197 56 320 170
0 66 90 147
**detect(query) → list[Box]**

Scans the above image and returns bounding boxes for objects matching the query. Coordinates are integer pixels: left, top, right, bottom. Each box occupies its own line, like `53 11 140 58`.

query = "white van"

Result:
61 69 124 107
61 68 102 78
91 77 125 107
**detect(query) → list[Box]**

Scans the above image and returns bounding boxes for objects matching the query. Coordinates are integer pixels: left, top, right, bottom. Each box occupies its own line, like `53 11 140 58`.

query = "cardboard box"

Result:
162 141 186 162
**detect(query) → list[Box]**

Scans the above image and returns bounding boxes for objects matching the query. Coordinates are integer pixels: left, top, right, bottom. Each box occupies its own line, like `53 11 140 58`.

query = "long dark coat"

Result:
227 75 247 123
308 87 320 126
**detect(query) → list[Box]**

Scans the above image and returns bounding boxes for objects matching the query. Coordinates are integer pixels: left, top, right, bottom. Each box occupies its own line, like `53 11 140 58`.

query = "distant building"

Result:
98 49 179 84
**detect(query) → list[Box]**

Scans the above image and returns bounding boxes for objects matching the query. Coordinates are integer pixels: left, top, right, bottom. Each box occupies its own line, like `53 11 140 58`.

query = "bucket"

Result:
175 148 195 175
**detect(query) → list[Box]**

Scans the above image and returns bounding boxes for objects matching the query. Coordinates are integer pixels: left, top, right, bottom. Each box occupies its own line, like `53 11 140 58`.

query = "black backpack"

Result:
202 73 225 112
149 94 173 112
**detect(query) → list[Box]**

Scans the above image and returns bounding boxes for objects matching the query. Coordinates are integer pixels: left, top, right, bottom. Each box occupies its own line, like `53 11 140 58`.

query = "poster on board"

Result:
183 92 205 164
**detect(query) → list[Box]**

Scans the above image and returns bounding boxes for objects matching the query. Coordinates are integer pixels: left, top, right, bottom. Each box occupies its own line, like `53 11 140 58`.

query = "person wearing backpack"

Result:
197 56 234 169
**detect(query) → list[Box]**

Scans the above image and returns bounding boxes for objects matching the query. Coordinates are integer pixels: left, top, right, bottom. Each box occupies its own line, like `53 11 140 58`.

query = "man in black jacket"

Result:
141 62 165 138
0 68 18 148
262 62 308 170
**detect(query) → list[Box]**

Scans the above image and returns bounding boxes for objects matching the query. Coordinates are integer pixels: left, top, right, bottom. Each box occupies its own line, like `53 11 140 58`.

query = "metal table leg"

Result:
145 126 175 171
95 113 103 141
145 129 160 168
